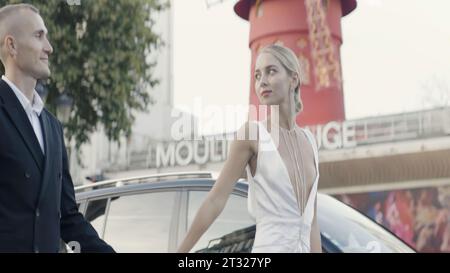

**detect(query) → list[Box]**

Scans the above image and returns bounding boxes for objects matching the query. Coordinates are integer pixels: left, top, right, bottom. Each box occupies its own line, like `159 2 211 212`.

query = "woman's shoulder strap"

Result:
301 128 319 163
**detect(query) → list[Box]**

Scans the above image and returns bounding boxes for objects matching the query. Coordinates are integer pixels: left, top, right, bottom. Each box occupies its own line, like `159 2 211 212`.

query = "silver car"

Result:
74 172 415 253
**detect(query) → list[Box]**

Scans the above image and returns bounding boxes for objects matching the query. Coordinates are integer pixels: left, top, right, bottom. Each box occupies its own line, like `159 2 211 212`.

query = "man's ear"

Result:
5 35 17 58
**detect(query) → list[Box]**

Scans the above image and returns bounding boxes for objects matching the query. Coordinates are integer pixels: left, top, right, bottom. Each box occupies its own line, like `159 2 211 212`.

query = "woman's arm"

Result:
310 197 322 253
177 123 256 253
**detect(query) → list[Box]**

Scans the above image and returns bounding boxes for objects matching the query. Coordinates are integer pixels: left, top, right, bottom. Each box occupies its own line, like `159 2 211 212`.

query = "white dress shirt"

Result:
2 75 45 154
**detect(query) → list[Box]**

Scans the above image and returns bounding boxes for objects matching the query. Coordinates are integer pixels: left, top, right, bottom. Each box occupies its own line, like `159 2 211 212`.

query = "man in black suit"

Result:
0 3 114 253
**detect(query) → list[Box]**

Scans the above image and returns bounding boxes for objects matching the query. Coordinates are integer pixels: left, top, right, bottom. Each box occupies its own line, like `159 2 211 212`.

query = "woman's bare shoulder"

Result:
234 121 258 151
236 121 259 139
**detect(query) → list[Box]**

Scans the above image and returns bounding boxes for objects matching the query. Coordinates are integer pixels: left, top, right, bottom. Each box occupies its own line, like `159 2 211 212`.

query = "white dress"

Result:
245 121 319 253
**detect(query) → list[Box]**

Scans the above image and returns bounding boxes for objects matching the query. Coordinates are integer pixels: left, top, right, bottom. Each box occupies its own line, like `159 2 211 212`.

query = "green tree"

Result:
0 0 167 151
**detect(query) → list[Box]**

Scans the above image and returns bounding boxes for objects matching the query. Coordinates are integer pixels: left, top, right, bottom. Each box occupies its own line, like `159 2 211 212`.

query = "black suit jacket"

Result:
0 79 114 253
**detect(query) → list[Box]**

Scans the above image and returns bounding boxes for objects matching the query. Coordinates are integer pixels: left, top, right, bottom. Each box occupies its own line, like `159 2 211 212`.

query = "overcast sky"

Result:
172 0 450 134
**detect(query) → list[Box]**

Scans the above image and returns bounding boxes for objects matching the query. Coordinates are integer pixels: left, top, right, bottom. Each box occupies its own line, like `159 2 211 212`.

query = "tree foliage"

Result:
0 0 167 149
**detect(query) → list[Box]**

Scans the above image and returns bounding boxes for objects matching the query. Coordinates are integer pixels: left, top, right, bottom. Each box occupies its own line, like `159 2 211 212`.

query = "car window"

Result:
84 198 109 238
103 191 177 252
318 194 415 253
187 191 256 253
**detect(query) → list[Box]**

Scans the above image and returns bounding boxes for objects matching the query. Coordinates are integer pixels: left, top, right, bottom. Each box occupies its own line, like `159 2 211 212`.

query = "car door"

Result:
181 189 256 253
81 189 180 253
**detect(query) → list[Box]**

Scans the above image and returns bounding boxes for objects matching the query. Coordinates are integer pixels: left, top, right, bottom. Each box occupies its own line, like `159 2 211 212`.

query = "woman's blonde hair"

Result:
260 44 303 113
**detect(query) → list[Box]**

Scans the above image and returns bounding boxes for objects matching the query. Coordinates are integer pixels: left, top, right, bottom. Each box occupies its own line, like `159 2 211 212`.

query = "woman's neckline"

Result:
279 124 299 133
260 119 301 133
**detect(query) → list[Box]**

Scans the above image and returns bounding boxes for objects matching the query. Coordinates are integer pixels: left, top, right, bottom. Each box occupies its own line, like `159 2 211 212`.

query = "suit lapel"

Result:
37 110 54 206
0 80 44 172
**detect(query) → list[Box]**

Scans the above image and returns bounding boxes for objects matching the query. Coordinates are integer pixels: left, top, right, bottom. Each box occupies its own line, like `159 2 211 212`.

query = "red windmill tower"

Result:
234 0 357 127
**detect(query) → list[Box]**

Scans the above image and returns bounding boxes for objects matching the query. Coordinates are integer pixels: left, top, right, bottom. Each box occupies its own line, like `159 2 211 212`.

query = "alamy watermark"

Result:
66 0 81 6
172 97 281 150
67 241 81 253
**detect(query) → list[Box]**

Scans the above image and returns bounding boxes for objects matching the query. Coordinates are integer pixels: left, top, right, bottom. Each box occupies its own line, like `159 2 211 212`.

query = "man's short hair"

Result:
0 4 40 63
0 3 39 21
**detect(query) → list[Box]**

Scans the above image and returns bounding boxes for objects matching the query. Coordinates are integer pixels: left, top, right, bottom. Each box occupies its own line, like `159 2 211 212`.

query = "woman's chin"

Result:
259 97 277 105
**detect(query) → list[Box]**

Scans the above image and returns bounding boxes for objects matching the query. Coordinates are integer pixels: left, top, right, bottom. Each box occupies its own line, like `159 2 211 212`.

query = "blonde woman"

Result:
178 44 321 253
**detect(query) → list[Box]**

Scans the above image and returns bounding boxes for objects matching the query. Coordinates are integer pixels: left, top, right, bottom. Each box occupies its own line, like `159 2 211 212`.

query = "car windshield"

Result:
318 194 415 253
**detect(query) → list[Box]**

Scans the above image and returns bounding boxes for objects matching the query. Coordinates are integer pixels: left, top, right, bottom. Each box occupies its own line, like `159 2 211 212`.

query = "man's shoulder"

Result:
0 79 8 89
42 108 61 126
0 79 12 104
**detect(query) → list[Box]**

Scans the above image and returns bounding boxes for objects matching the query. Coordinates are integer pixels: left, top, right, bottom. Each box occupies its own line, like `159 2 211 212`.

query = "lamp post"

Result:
35 80 49 104
56 92 74 165
56 92 74 125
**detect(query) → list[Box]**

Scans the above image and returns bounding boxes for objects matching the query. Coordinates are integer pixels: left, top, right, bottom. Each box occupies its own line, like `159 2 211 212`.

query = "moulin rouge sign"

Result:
149 120 356 168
